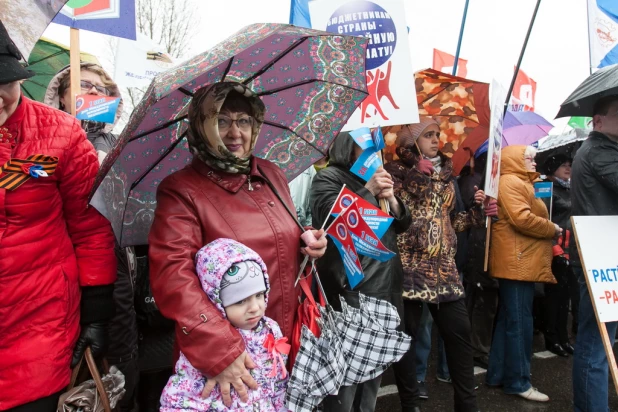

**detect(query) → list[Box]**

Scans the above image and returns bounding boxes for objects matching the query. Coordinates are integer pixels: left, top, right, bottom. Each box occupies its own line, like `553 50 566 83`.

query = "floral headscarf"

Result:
187 82 265 174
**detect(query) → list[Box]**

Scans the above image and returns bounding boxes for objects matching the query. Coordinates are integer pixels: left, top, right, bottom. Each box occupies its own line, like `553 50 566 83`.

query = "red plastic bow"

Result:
263 333 291 379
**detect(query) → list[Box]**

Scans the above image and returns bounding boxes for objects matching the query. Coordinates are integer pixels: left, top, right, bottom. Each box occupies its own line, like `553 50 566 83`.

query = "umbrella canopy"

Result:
382 69 490 175
0 0 67 60
90 23 368 247
21 37 100 102
556 63 618 118
502 110 553 146
537 128 590 153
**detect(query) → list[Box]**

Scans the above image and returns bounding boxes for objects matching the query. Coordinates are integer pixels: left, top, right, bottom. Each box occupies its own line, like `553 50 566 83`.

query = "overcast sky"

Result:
43 0 590 133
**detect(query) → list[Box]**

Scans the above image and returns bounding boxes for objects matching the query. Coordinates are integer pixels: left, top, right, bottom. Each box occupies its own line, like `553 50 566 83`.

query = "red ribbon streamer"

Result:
263 334 291 379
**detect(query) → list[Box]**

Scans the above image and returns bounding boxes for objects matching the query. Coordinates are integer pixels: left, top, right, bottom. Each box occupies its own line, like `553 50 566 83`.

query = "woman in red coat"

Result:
148 81 326 408
0 24 117 411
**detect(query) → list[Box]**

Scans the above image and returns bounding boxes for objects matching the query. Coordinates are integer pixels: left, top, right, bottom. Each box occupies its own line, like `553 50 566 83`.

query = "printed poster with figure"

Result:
308 0 419 130
484 80 507 200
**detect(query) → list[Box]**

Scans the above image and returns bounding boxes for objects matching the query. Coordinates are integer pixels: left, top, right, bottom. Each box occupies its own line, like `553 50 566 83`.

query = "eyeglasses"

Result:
217 115 253 131
80 80 111 96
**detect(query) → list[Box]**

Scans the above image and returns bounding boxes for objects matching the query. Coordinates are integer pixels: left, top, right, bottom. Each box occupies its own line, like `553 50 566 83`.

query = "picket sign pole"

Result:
69 28 81 116
483 0 542 268
571 217 618 395
549 182 554 221
483 216 492 272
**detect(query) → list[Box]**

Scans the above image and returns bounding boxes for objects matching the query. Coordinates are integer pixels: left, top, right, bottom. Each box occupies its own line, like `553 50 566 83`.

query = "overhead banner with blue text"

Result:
308 0 418 130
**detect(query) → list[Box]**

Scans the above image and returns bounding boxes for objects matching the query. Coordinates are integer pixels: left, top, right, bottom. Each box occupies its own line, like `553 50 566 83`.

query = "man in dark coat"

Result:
311 131 412 412
571 95 618 411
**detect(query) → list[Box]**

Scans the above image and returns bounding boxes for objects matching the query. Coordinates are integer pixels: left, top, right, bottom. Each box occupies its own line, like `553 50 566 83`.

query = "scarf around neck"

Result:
187 82 265 174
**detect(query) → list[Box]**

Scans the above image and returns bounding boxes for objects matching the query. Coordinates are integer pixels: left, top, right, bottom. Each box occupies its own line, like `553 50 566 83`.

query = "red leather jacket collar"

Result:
190 157 266 193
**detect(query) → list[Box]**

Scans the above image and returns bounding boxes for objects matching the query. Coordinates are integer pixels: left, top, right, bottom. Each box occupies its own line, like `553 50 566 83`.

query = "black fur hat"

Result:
0 20 34 84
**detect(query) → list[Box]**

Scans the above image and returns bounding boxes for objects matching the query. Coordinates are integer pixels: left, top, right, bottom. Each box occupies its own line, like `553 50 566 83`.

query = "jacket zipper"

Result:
247 175 253 191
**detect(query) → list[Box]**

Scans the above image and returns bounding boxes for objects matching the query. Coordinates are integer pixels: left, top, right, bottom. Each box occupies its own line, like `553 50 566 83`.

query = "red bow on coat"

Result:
263 333 291 379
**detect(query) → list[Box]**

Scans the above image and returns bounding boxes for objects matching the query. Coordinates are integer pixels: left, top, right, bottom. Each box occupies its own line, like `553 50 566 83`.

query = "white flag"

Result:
588 0 618 69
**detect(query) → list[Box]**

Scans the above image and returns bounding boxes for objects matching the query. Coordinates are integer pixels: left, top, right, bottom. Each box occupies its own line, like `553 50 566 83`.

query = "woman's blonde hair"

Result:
58 65 116 100
524 146 537 159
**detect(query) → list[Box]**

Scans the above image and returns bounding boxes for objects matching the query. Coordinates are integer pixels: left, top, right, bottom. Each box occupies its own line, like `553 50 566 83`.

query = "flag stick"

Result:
69 28 81 116
503 0 542 115
320 184 347 230
452 0 470 76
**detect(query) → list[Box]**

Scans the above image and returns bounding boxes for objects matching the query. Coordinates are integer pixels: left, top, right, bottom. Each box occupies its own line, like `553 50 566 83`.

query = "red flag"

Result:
432 49 468 78
511 68 537 112
326 202 364 288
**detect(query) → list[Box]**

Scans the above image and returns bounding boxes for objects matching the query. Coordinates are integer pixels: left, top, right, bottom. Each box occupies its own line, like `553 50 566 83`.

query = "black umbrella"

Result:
556 64 618 118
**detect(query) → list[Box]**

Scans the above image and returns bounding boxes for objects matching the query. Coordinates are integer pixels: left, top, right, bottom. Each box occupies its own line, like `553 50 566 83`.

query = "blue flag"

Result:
289 0 312 28
350 147 382 181
372 127 385 150
350 127 374 150
534 182 553 198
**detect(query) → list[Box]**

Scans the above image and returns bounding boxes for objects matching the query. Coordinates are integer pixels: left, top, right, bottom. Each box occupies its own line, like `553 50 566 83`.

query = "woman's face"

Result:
416 124 441 158
59 69 108 112
217 109 253 158
524 153 537 172
553 162 572 181
0 81 22 127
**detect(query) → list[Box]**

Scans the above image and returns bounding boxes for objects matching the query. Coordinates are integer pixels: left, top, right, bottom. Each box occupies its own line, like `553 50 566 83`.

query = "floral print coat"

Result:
160 238 289 411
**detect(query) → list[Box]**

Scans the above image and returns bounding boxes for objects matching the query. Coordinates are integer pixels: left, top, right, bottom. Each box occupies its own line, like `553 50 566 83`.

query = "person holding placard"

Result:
571 95 618 412
486 145 561 402
385 117 495 411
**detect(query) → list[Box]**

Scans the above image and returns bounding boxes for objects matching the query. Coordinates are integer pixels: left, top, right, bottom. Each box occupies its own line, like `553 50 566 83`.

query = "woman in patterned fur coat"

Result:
385 116 497 412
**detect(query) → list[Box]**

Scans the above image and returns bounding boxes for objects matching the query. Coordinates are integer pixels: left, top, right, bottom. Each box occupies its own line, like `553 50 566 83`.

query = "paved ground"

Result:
375 331 618 411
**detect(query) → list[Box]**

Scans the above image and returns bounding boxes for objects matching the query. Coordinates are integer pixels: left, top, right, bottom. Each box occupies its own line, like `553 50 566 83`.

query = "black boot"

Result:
547 343 569 357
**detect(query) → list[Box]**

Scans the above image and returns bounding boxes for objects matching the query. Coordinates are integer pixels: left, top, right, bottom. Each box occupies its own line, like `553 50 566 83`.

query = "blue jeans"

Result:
486 279 535 394
415 303 449 381
572 266 618 412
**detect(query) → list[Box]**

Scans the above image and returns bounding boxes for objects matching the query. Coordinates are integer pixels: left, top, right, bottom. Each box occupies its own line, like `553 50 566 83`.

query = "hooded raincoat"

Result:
489 146 556 283
310 132 411 312
160 239 288 412
44 62 124 164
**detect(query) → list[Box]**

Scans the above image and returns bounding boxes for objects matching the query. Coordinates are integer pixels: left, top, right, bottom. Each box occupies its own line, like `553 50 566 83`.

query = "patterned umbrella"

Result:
90 23 368 247
382 69 490 175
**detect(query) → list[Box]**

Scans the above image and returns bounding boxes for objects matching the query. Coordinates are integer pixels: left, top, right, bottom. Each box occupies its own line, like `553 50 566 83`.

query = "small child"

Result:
160 238 290 411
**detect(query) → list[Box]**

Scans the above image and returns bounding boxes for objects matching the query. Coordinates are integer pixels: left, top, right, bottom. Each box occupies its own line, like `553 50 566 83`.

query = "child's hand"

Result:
202 352 257 407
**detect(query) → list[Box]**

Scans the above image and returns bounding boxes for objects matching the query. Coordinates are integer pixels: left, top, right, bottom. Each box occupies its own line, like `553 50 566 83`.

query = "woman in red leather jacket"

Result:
148 81 326 408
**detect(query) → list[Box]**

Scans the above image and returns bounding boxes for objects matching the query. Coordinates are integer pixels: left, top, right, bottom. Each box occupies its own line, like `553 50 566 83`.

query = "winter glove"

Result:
416 158 434 175
71 284 115 368
484 199 498 217
71 322 110 368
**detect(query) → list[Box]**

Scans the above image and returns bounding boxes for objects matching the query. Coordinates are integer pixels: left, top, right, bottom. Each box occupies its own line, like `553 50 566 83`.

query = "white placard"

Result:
484 80 507 199
572 216 618 323
114 33 176 89
308 0 419 130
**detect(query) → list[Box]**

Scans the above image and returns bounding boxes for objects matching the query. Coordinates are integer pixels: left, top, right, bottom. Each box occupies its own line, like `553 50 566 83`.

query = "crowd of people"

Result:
2 17 618 412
